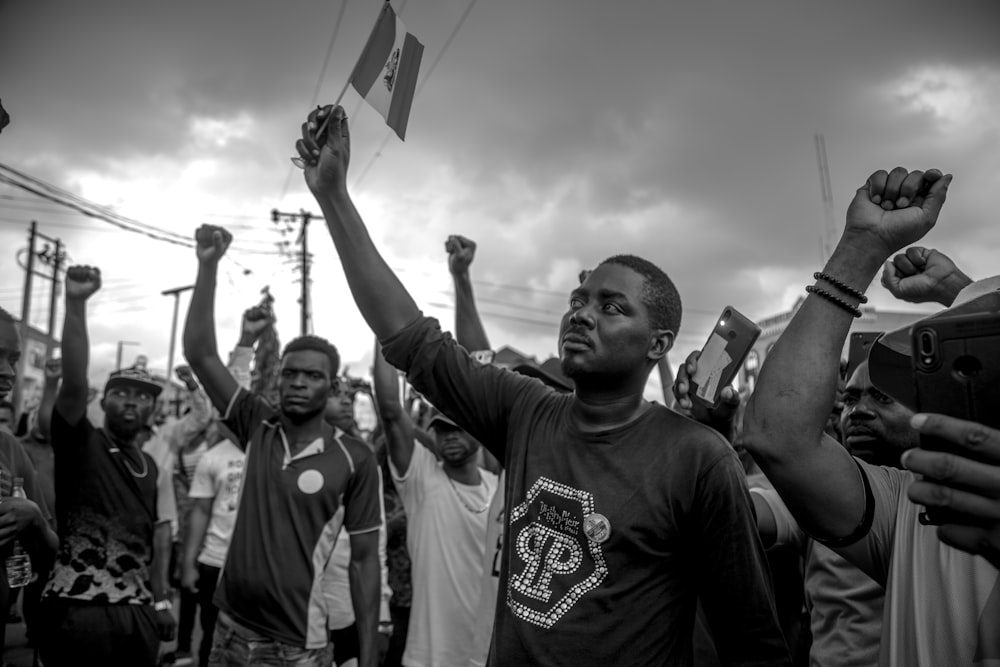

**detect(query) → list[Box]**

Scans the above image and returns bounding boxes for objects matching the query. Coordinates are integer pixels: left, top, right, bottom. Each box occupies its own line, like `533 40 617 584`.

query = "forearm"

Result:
317 190 420 340
453 271 490 351
349 554 381 667
746 242 881 456
150 521 172 601
183 504 210 572
37 376 59 440
59 299 89 401
183 263 221 368
372 341 404 422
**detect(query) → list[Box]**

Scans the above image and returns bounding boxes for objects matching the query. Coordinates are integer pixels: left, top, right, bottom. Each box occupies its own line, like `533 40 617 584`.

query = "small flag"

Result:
350 3 424 140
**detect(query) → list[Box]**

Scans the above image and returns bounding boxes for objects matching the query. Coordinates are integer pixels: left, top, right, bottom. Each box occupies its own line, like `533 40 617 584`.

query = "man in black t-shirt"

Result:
38 266 176 667
292 105 790 666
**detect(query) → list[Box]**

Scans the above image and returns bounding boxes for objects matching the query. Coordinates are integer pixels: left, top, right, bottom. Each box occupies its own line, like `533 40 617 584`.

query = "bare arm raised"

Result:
296 105 420 340
372 339 416 474
182 226 239 414
744 168 952 541
55 266 101 424
447 235 491 353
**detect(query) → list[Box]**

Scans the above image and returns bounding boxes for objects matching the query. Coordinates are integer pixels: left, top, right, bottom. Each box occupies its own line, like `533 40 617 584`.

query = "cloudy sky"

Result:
1 0 999 397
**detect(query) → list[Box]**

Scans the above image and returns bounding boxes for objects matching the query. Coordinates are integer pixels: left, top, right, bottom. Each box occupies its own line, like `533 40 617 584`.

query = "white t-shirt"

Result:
838 462 1000 666
469 470 505 667
390 443 498 667
188 439 245 568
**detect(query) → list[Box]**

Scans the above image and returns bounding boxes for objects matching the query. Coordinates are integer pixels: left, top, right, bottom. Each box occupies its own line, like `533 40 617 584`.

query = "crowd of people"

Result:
0 100 997 667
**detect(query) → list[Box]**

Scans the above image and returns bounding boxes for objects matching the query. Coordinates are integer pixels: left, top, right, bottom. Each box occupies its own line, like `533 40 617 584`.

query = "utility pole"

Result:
116 341 141 371
271 208 316 336
161 284 194 390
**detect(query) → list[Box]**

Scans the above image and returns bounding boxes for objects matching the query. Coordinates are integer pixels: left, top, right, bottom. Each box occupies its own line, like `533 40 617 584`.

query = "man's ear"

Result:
647 329 675 362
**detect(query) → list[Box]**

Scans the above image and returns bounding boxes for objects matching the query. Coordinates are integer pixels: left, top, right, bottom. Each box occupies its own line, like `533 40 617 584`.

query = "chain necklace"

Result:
446 475 489 514
102 430 150 479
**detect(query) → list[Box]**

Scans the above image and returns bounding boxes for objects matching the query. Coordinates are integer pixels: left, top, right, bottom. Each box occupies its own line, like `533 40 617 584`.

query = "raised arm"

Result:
743 168 952 540
297 105 420 340
36 357 61 440
55 266 101 424
182 226 239 413
372 339 416 474
447 235 491 352
164 365 211 452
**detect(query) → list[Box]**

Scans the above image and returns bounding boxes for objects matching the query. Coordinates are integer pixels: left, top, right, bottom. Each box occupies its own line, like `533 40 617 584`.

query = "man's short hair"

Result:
0 306 15 325
597 254 682 333
282 335 341 378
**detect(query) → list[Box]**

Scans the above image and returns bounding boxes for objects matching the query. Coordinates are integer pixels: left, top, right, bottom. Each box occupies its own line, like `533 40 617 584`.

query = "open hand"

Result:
195 225 232 264
843 168 951 261
296 104 350 197
881 246 972 307
65 265 102 301
446 235 477 275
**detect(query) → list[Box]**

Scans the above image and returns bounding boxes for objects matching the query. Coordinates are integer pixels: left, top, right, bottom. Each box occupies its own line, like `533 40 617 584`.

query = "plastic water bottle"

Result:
5 476 32 588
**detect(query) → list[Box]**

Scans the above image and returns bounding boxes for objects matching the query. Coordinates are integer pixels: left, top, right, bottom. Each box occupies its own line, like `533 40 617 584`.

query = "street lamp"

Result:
116 341 141 371
161 285 194 386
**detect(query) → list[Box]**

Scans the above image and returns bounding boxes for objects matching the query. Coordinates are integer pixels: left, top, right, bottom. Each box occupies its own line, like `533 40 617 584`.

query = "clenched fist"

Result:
65 265 102 301
195 225 233 265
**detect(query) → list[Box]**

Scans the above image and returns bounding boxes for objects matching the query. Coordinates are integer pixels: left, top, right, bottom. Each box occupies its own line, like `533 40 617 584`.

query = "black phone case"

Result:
689 306 761 408
847 331 882 380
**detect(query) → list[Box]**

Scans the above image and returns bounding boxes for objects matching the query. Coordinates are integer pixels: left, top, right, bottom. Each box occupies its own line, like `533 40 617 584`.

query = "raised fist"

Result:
240 305 274 345
65 265 102 301
174 364 196 387
195 224 233 264
445 235 477 275
43 357 62 381
881 246 972 307
843 168 951 260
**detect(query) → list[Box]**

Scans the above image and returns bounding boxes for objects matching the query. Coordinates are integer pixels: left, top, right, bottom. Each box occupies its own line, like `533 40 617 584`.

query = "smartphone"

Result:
690 306 761 408
911 311 1000 436
910 311 1000 524
847 331 882 380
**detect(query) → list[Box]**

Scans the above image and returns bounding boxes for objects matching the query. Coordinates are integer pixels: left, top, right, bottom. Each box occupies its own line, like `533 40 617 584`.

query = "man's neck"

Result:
570 387 650 434
444 458 482 485
281 414 329 457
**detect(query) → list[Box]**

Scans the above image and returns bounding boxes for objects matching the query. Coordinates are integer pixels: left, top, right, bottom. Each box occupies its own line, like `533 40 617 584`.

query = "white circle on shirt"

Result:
297 469 324 494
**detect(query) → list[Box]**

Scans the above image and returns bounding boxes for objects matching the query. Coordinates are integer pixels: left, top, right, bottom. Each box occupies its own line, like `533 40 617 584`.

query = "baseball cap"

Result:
427 407 459 431
869 276 1000 411
104 366 163 399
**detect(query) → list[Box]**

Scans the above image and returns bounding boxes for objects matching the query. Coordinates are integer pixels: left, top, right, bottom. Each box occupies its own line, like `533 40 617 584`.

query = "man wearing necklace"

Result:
295 104 788 666
38 265 176 666
183 226 382 667
373 333 498 667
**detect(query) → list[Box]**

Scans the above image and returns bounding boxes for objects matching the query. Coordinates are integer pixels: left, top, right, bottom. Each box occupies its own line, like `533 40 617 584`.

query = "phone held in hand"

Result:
689 306 761 409
911 311 1000 445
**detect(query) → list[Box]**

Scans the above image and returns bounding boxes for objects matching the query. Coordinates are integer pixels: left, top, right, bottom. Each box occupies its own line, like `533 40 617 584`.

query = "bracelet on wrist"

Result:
805 285 862 318
813 272 868 304
153 599 173 612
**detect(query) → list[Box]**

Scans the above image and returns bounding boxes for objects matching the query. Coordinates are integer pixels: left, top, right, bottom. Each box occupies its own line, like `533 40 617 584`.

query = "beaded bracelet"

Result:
813 272 868 304
806 285 862 318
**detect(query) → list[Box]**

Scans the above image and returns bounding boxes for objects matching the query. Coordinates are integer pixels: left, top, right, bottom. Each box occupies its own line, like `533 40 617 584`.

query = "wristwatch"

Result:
154 599 173 612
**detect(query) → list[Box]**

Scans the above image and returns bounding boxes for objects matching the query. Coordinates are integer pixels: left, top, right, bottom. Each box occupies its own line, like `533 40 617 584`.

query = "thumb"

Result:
920 173 952 223
881 260 901 293
325 105 349 147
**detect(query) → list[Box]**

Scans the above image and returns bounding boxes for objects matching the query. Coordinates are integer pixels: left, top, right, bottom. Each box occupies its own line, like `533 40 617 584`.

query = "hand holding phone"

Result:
689 306 761 409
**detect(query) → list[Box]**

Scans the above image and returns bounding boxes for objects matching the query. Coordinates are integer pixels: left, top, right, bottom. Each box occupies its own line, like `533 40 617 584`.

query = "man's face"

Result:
279 350 333 422
102 385 156 440
839 361 918 467
0 321 21 402
324 380 355 431
0 407 14 434
558 263 659 381
433 422 480 467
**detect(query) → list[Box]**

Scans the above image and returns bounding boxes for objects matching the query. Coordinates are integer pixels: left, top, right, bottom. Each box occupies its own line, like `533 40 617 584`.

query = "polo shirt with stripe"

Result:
215 388 381 648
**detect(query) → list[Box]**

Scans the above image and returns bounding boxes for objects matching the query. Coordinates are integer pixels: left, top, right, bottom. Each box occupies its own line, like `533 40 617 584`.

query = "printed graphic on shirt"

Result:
506 477 608 628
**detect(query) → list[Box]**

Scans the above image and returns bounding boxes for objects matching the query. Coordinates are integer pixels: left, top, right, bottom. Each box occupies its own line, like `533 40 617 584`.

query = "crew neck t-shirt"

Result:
44 408 173 604
381 316 788 667
389 443 497 667
834 462 1000 666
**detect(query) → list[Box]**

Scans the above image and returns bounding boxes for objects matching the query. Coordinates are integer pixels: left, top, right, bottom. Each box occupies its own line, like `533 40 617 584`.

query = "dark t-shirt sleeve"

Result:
692 447 792 666
51 405 93 459
221 388 276 451
343 449 382 535
380 315 545 459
